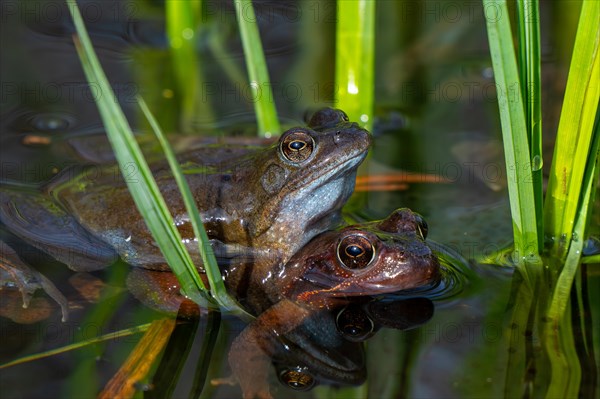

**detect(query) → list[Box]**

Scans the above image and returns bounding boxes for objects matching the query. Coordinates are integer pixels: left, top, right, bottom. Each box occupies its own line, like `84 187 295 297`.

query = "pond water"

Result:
1 1 597 398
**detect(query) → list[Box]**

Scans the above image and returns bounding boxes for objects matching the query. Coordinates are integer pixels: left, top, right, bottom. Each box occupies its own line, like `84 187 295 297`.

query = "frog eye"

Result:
278 367 316 391
336 304 376 342
414 214 429 239
280 129 315 163
337 234 375 269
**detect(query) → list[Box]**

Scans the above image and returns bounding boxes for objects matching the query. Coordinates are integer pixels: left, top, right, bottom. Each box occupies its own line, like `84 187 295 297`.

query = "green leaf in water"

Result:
67 0 212 306
516 0 544 250
483 0 540 264
137 96 253 320
166 0 214 132
543 0 600 260
0 323 151 370
334 0 375 131
234 0 280 137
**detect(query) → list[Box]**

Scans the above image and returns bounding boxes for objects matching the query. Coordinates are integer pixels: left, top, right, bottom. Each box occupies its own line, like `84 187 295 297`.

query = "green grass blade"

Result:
542 198 591 398
0 323 151 369
516 0 544 250
543 106 598 399
137 96 253 320
67 0 211 306
166 0 214 132
547 113 599 321
234 0 280 137
334 0 375 131
483 0 540 263
543 1 600 259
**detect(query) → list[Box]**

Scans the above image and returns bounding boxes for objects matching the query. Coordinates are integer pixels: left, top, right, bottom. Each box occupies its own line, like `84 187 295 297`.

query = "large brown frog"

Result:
127 208 440 398
0 109 370 315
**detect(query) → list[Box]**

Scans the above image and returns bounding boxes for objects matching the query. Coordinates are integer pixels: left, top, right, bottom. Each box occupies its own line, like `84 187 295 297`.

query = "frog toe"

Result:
1 240 69 321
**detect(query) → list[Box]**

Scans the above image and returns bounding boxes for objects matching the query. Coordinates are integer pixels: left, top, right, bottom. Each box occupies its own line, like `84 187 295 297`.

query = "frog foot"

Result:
228 331 274 399
0 240 69 321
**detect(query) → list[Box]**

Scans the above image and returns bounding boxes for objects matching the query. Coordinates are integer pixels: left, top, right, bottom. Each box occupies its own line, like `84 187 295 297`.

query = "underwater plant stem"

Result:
190 310 222 397
234 0 280 137
334 0 375 131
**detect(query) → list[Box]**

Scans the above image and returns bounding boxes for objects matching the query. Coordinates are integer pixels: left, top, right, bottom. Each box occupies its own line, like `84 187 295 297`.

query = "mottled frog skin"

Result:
0 108 369 318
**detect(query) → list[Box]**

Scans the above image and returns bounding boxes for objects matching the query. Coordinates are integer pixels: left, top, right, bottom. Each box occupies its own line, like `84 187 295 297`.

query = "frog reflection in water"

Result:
129 208 440 399
0 108 370 316
271 297 435 393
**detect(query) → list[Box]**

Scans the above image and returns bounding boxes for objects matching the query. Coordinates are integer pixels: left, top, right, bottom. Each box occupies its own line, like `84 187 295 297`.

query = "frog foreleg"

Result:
229 299 310 399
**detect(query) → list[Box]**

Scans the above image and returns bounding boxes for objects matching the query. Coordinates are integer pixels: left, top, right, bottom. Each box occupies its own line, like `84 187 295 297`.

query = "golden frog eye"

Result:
278 367 316 391
280 129 315 163
337 234 375 269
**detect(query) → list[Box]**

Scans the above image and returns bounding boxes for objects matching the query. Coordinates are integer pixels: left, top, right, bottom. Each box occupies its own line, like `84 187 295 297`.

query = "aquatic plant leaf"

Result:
234 0 280 137
98 319 176 398
137 96 252 319
0 324 151 369
334 0 375 131
483 0 540 263
166 0 214 132
516 0 544 250
543 0 600 259
67 0 214 305
544 170 593 398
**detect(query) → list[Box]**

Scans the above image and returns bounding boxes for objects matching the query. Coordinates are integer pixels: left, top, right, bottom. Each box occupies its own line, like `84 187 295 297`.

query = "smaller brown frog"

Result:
227 208 439 398
127 208 439 399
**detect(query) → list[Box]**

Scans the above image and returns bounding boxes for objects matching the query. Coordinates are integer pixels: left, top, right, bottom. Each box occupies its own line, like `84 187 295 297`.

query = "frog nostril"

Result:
334 130 342 144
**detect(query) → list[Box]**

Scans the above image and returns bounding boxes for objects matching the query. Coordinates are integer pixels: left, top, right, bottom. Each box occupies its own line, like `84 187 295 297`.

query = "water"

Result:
1 1 597 398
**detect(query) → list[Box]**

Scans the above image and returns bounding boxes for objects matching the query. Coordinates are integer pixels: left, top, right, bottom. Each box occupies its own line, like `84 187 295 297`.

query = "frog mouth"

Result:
296 147 369 192
297 256 441 299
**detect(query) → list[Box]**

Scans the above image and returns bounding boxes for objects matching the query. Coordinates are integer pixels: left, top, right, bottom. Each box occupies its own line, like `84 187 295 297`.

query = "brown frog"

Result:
127 208 440 398
226 208 440 398
0 108 370 316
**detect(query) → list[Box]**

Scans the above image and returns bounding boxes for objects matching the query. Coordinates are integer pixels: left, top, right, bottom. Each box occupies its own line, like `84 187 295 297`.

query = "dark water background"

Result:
1 1 597 398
